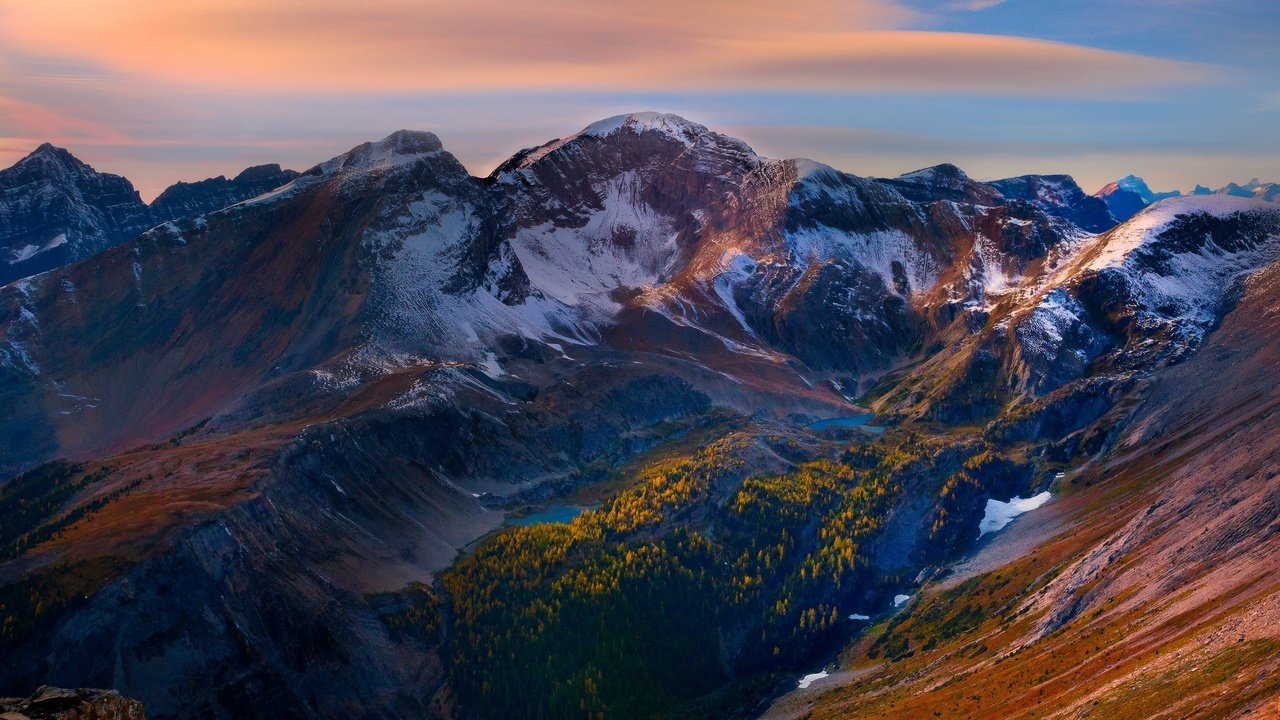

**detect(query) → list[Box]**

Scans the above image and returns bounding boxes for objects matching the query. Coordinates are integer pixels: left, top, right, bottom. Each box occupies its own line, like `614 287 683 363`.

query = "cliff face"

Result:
0 145 152 286
0 687 144 720
0 147 297 286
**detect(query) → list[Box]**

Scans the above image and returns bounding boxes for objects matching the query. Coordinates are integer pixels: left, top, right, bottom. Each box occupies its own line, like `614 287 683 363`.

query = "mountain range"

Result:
1 113 1279 719
0 144 297 286
1095 172 1279 222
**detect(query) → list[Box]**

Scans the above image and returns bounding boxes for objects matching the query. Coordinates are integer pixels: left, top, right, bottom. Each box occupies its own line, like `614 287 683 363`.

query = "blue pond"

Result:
808 413 883 434
507 505 595 527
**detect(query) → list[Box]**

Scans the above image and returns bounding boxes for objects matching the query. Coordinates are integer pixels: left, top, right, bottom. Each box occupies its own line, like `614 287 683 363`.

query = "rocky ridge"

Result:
0 146 296 285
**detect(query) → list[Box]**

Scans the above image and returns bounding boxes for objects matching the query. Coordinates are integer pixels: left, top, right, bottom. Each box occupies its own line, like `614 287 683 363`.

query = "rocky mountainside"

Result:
988 173 1116 233
1 114 1279 719
0 146 296 285
0 114 1102 475
0 146 153 285
147 164 298 224
0 687 144 719
764 216 1280 720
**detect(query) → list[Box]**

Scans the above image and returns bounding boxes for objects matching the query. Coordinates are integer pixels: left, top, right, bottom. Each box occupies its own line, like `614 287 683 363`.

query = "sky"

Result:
0 0 1275 200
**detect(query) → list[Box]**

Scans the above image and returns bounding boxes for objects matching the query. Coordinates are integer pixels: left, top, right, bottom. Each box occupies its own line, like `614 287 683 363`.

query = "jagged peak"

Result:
151 164 299 204
1096 174 1180 202
992 172 1079 185
10 142 92 175
579 112 710 141
989 173 1087 195
232 131 455 209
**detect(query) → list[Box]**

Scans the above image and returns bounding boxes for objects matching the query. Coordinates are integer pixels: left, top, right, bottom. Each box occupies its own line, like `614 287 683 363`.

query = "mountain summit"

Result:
0 144 151 284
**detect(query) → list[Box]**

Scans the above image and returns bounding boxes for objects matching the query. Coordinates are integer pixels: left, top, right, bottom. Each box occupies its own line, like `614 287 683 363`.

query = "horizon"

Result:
6 112 1268 204
1 1 1276 201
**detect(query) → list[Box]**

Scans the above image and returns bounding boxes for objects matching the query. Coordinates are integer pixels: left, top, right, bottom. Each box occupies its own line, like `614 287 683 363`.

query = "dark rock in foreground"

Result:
0 687 144 720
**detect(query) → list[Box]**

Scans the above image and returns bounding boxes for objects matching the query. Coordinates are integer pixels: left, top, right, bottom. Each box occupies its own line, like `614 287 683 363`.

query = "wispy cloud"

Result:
0 0 1212 96
0 0 1262 198
0 95 133 145
945 0 1008 11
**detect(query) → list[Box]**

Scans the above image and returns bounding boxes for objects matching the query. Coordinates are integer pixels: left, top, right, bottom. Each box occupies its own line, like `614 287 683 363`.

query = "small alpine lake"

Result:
507 504 596 527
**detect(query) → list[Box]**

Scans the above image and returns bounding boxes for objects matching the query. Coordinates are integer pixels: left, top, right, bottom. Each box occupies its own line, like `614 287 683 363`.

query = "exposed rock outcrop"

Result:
0 687 144 720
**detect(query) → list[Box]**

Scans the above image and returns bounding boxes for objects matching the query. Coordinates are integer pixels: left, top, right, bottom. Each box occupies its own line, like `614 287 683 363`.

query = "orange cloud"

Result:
718 32 1213 95
0 0 1211 96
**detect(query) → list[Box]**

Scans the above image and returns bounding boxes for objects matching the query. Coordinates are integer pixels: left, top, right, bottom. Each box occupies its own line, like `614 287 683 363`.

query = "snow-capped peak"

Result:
791 158 841 181
236 131 451 208
579 112 712 143
507 112 759 171
334 130 445 172
1096 175 1180 204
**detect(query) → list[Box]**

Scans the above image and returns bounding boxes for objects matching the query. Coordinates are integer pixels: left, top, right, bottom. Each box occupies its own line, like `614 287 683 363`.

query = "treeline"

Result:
0 462 123 562
0 461 140 651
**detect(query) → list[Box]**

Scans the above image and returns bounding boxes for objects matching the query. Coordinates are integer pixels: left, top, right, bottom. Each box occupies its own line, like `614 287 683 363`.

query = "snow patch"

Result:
1073 195 1280 350
710 250 759 338
510 171 679 307
478 353 504 378
788 228 937 298
1016 289 1087 363
797 671 830 689
1087 195 1274 272
979 491 1051 538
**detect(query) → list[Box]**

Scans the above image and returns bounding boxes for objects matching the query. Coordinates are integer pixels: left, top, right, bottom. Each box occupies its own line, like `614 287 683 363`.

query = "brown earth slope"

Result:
767 259 1280 720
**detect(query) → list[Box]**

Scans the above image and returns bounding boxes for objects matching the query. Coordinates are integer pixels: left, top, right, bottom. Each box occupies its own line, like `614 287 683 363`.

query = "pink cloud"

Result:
0 0 1212 96
0 95 133 144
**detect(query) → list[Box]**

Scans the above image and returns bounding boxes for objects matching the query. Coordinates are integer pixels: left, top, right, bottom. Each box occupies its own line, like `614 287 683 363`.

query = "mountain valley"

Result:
1 113 1278 719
